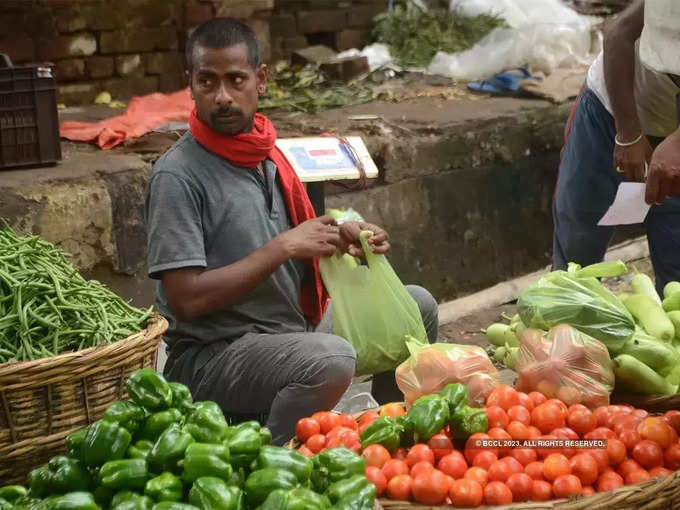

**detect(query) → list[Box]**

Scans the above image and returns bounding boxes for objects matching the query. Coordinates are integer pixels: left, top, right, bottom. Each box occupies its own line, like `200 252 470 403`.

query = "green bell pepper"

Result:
244 469 297 507
12 497 43 510
224 427 262 468
145 472 183 503
0 498 12 510
440 383 469 415
227 468 246 489
140 409 184 441
405 394 450 443
148 424 195 473
104 401 147 434
259 427 272 446
110 492 154 510
28 457 91 497
325 475 376 510
260 489 330 510
99 459 148 490
92 486 114 508
0 486 27 504
169 383 194 415
126 369 173 412
185 402 228 444
180 443 232 483
44 492 99 510
450 405 488 440
66 430 88 461
257 446 312 484
82 420 132 468
189 477 244 510
309 448 365 494
152 504 200 510
359 417 403 453
127 440 154 461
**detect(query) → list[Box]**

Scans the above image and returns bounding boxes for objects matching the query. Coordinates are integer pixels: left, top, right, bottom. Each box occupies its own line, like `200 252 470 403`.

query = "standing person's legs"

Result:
645 200 680 297
192 331 356 445
552 88 623 270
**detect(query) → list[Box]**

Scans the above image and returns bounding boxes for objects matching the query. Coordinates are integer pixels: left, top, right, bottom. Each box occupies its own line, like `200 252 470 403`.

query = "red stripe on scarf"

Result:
189 108 328 324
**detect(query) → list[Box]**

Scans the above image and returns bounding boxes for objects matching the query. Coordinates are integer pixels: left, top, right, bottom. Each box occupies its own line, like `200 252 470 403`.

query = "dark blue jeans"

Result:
552 87 680 296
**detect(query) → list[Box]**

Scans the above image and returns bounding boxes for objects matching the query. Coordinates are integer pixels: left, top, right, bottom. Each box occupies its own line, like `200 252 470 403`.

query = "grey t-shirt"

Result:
145 132 308 351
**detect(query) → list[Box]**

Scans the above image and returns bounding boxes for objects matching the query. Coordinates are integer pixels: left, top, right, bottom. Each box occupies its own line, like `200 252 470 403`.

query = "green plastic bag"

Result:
319 212 427 376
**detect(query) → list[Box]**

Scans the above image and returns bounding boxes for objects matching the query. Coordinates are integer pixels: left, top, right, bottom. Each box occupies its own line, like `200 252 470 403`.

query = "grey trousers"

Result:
183 284 438 445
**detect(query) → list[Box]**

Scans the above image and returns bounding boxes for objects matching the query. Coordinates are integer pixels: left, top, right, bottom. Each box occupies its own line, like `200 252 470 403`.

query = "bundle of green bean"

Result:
0 222 153 363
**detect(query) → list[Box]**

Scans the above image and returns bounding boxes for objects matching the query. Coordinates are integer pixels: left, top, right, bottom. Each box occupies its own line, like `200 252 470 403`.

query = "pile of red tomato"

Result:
294 385 680 507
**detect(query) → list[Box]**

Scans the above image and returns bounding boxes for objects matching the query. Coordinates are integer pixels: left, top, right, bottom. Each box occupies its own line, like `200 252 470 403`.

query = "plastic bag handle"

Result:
358 230 380 266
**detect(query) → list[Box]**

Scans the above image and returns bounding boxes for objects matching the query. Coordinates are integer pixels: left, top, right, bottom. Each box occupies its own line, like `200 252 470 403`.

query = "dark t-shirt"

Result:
145 132 308 352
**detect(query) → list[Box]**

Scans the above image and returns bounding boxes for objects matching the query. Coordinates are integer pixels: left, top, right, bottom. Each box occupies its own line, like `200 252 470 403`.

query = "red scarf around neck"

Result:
189 108 328 324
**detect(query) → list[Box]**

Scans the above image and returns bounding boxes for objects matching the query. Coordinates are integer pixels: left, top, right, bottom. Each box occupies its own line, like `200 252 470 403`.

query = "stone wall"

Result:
0 0 384 105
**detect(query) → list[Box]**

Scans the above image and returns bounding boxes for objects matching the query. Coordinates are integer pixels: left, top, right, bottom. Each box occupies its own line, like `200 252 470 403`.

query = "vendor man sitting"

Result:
145 17 438 445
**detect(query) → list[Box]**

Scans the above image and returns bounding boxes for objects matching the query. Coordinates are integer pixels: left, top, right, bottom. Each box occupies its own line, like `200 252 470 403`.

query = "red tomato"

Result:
486 406 510 429
568 404 588 414
568 409 597 436
383 459 410 481
664 443 680 470
412 469 449 505
298 445 313 458
638 417 675 449
438 451 468 479
393 448 408 460
488 460 513 483
411 460 435 480
358 411 380 433
527 425 542 439
326 428 359 450
427 433 454 462
625 469 651 485
633 409 649 420
449 479 483 507
593 406 610 427
380 403 406 418
543 453 571 481
318 412 341 434
597 471 624 492
295 418 321 442
585 427 617 440
632 440 663 469
583 448 610 474
546 399 569 418
552 474 582 498
617 458 643 478
338 413 358 430
518 392 535 411
510 448 537 467
537 435 561 459
663 410 680 434
483 481 513 505
582 485 595 496
612 414 642 436
306 434 326 453
569 453 599 486
529 391 548 407
506 472 533 502
366 466 387 497
532 403 566 434
406 444 435 467
525 461 545 481
507 421 530 440
488 427 512 456
619 428 643 452
362 444 391 468
464 433 497 464
502 456 525 476
386 474 412 501
508 405 532 426
487 385 521 411
649 466 674 478
471 451 497 471
606 438 627 466
531 480 552 501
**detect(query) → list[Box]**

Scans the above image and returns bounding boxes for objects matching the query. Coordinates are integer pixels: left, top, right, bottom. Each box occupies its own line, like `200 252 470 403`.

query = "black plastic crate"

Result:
0 54 61 170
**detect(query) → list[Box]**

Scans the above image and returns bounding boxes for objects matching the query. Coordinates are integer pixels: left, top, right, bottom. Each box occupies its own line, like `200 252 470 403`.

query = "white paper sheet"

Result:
598 183 651 226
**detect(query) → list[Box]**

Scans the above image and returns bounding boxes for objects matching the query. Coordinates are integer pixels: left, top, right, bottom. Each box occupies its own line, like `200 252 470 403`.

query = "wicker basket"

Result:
0 314 168 484
610 391 680 414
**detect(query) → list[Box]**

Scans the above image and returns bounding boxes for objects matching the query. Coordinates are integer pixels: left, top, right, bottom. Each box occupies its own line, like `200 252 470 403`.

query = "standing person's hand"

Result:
278 215 340 258
613 133 653 182
645 130 680 204
338 221 391 258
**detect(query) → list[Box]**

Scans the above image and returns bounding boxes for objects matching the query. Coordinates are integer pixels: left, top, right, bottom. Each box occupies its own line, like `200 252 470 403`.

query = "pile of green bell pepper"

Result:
4 369 377 510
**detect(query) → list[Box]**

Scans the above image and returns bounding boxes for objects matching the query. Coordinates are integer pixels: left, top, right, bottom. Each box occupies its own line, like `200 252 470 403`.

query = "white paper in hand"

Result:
598 183 651 226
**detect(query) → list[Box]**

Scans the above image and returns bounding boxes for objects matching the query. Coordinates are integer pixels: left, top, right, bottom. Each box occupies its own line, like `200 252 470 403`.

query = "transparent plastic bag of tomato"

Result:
514 324 614 408
396 339 500 408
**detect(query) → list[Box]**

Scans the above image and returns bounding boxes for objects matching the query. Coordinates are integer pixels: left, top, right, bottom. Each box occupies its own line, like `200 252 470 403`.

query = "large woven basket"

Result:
0 314 168 484
610 390 680 414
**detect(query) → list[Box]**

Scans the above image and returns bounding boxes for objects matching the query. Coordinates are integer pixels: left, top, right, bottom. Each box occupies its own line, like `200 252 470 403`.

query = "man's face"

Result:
189 43 267 136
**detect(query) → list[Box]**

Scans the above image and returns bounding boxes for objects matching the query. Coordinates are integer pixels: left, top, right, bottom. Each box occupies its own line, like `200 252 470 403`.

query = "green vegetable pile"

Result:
372 1 505 68
0 369 375 510
0 222 152 363
360 382 487 453
259 63 380 114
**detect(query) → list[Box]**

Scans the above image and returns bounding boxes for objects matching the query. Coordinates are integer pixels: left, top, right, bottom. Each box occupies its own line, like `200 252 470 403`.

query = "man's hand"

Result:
338 221 391 257
278 215 341 259
614 135 653 182
645 129 680 204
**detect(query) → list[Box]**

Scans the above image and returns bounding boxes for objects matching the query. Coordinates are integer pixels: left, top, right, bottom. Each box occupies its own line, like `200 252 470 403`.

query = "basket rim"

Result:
0 313 167 383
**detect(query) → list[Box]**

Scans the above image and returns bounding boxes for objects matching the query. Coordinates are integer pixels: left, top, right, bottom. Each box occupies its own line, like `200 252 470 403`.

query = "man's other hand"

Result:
645 129 680 204
613 134 653 183
339 221 391 258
